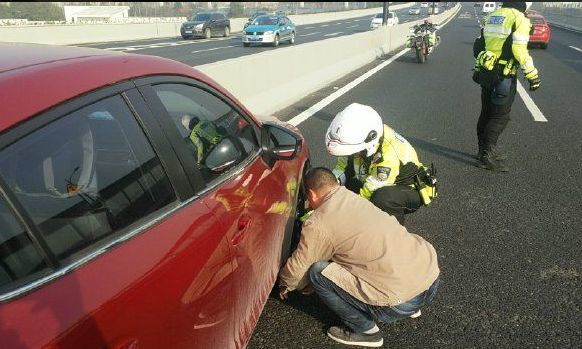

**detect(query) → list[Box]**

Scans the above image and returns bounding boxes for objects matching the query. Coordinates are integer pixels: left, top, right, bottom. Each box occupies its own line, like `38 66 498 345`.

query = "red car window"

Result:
0 95 177 264
0 196 49 293
530 17 546 25
152 83 259 186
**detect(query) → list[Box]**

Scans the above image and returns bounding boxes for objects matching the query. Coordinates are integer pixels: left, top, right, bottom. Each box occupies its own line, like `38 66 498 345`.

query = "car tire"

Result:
243 42 250 47
272 34 279 47
181 35 189 40
204 28 211 39
541 43 548 49
224 26 230 37
289 32 295 44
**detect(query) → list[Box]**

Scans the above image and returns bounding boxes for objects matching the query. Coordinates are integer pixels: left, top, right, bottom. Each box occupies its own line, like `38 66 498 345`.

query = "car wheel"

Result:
289 32 295 44
204 28 211 39
243 42 250 47
272 34 279 47
181 35 189 40
541 43 548 49
224 26 230 37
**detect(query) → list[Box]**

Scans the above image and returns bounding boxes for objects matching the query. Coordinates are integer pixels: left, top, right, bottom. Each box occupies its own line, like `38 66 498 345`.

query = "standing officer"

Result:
473 2 541 172
325 103 437 224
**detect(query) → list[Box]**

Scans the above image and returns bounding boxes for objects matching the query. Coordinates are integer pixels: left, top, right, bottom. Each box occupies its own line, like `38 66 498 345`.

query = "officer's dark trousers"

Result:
477 76 517 153
346 177 421 224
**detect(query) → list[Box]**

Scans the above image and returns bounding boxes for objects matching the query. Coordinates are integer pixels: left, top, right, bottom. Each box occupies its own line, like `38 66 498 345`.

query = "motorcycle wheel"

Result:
416 46 426 64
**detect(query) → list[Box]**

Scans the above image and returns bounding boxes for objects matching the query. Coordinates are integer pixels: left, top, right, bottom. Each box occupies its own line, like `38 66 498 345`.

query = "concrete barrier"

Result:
197 4 461 117
0 3 415 45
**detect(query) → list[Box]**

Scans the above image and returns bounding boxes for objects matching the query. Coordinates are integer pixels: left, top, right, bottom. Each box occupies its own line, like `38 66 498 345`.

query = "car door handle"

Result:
231 216 251 245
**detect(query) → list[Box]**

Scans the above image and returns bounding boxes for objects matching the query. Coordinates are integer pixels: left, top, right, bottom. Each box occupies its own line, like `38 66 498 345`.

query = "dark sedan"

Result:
181 12 230 39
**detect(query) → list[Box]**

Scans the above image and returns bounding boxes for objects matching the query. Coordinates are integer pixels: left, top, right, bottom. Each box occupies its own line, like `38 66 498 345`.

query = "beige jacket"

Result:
279 186 439 307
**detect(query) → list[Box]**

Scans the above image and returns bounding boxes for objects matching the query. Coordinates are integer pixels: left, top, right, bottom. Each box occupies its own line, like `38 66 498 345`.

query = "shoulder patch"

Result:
487 15 505 25
377 166 391 181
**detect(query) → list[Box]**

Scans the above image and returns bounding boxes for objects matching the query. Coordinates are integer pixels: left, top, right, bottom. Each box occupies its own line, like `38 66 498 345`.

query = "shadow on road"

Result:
268 286 341 334
405 135 477 166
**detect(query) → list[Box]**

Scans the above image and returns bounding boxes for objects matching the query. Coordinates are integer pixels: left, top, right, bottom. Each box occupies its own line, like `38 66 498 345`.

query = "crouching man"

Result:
278 167 441 347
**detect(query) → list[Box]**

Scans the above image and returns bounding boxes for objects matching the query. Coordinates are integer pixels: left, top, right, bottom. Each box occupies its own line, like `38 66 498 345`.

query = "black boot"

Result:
477 150 509 172
476 147 507 161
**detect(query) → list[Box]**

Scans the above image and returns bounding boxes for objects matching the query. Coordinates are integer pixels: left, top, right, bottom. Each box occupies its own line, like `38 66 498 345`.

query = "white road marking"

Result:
569 45 582 53
324 32 343 37
304 26 315 29
191 45 238 54
103 36 240 51
320 24 330 27
347 25 359 28
288 48 409 126
300 32 321 37
516 80 548 122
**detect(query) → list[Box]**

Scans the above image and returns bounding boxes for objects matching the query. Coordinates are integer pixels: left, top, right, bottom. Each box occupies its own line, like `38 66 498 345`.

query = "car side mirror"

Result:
204 137 243 173
260 123 302 168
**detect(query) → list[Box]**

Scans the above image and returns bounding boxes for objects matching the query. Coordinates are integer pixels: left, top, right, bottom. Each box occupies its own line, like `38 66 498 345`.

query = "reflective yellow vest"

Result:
332 125 423 200
480 7 537 77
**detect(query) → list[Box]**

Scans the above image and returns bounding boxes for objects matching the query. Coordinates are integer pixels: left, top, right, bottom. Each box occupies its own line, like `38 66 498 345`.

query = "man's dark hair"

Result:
304 167 338 192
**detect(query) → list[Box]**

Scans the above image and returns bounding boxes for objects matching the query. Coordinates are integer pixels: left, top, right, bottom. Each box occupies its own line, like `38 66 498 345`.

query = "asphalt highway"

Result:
76 7 431 66
247 3 582 349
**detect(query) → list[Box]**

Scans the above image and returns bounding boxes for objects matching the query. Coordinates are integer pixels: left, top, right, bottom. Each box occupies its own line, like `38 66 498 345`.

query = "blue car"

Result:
242 15 296 47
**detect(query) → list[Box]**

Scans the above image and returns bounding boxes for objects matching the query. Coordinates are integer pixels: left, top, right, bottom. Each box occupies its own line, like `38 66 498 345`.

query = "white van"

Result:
482 2 496 14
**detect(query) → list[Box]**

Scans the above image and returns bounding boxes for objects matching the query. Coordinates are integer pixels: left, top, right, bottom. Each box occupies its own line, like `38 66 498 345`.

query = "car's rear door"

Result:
0 83 236 349
135 76 300 348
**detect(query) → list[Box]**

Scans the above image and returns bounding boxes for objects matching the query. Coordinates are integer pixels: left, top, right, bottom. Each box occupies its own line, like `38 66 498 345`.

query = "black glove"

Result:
528 75 541 91
472 70 480 84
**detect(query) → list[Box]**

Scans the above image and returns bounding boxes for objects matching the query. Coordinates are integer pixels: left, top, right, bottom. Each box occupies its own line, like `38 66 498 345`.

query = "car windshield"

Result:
192 13 211 21
253 16 279 26
530 17 545 24
375 14 383 18
251 12 268 20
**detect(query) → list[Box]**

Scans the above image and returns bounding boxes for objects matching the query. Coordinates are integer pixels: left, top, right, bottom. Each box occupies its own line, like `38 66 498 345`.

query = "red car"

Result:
0 43 309 348
528 14 551 49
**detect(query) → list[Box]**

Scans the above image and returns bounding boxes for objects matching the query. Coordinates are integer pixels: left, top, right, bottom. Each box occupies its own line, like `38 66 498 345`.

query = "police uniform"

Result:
332 125 435 223
473 2 540 170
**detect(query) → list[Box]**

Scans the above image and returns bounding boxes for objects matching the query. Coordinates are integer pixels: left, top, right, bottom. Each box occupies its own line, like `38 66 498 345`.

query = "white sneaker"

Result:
410 310 421 318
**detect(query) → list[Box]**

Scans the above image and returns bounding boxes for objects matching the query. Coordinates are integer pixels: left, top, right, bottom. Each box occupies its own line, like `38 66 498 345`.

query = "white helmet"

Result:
325 103 384 157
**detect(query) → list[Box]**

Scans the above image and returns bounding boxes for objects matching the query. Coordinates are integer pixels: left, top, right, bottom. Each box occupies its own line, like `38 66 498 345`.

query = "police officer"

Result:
181 114 224 164
325 103 436 224
473 1 540 172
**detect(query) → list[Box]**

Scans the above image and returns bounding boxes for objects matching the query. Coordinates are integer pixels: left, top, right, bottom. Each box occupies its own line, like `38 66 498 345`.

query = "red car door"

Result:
0 90 237 348
139 80 305 348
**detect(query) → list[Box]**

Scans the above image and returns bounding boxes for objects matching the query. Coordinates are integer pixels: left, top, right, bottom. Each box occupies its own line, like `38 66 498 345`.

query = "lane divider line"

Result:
569 45 582 53
300 32 321 37
323 32 343 37
191 45 238 54
516 80 548 122
288 48 409 126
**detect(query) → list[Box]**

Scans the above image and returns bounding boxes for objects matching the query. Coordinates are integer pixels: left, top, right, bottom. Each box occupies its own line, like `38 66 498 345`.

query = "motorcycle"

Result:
406 25 441 63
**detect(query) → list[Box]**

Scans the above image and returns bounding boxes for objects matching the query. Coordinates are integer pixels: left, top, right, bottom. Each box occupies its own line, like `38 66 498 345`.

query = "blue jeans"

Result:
309 261 440 333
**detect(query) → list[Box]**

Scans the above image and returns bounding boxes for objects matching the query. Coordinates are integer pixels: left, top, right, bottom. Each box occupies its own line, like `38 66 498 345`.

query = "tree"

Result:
3 2 65 21
0 4 14 19
229 2 244 18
